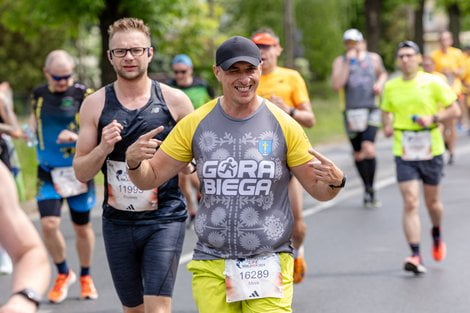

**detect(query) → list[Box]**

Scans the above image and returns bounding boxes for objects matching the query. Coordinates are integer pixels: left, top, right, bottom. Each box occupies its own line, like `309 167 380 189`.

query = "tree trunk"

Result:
413 0 425 53
98 0 129 86
447 3 461 48
283 0 295 68
364 0 380 53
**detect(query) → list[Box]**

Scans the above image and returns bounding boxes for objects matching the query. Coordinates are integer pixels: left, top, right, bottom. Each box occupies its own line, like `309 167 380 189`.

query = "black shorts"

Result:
0 138 12 170
102 218 186 307
348 125 378 152
395 155 444 185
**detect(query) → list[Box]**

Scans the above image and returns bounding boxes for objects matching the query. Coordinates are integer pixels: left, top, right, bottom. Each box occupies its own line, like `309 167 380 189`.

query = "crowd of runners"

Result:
1 16 470 313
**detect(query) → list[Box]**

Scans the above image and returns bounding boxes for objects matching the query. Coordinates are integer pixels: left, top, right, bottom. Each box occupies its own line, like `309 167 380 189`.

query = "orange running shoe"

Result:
48 270 77 303
293 246 307 284
432 241 447 262
80 275 98 300
404 256 427 275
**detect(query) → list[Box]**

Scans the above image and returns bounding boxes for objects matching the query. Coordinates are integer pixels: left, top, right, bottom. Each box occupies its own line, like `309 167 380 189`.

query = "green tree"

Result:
436 0 470 47
0 0 221 91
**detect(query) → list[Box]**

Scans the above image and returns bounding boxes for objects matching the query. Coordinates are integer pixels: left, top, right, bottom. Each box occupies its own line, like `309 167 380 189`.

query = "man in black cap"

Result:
382 40 460 275
126 35 345 312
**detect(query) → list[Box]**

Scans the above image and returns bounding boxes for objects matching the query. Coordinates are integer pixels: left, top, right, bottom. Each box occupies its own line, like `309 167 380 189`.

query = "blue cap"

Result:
171 54 193 67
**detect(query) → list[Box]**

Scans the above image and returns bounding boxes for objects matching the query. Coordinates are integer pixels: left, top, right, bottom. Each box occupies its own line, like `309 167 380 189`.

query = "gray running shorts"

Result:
102 218 186 307
395 155 444 185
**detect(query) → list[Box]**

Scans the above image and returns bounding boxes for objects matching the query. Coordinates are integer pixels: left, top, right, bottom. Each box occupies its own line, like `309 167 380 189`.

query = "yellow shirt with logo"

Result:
257 67 310 108
381 71 456 157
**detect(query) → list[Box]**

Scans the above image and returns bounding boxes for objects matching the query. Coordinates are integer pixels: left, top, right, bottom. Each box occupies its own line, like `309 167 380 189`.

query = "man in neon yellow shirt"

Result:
381 41 460 275
430 31 465 164
251 29 315 284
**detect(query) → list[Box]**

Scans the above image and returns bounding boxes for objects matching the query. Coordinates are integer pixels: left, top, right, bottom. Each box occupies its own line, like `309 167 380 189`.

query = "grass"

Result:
14 139 104 201
306 97 346 146
13 95 346 202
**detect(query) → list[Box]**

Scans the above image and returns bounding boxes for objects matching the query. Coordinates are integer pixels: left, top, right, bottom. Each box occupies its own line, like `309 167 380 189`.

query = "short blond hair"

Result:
108 17 151 43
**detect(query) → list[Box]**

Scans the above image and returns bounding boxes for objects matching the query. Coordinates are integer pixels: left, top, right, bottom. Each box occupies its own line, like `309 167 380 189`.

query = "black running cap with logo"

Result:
216 36 261 70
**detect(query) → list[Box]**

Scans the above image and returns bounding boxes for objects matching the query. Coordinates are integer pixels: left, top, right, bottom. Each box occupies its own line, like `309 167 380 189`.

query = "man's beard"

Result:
115 66 147 81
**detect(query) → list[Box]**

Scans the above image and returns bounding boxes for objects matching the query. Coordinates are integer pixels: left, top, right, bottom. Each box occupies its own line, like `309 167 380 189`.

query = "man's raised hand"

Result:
308 148 344 187
125 126 164 169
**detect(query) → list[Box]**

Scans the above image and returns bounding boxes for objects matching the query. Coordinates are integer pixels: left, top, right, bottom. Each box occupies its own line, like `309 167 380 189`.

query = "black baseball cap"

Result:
216 36 261 70
397 40 420 54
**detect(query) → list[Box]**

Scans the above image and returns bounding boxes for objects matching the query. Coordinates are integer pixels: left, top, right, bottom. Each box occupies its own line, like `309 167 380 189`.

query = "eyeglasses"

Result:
50 73 73 81
173 70 188 75
397 53 416 60
110 47 150 58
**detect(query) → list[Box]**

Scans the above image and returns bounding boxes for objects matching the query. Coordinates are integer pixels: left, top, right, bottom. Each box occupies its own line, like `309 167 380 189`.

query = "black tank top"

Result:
0 106 12 170
98 80 187 223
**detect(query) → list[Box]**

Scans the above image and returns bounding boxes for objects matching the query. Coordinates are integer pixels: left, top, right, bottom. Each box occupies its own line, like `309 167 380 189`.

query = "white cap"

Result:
343 29 363 42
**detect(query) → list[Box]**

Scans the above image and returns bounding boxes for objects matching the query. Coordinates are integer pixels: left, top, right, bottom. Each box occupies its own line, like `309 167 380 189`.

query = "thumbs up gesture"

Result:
125 126 164 169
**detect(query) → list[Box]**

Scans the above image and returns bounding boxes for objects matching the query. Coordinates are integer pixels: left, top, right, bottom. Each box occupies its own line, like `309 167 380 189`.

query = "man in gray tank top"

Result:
331 29 387 208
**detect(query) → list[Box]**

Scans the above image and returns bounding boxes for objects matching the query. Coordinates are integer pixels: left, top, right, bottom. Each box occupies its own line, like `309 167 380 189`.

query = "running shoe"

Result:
293 246 307 284
80 275 98 300
48 270 77 303
404 256 427 275
432 240 447 262
447 154 455 165
363 191 381 209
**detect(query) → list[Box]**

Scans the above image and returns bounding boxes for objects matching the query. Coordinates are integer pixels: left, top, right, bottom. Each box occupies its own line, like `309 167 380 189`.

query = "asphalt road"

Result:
1 134 470 313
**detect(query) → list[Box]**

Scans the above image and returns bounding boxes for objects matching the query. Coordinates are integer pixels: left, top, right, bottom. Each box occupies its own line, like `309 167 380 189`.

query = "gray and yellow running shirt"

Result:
161 97 313 260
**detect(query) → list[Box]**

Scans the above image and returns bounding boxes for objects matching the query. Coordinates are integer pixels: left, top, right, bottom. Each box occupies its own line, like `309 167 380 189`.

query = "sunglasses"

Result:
50 73 73 81
173 70 188 75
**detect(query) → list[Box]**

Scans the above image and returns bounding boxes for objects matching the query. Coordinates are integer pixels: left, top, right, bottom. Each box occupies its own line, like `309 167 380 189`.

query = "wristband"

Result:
126 161 142 171
12 288 41 308
329 175 346 189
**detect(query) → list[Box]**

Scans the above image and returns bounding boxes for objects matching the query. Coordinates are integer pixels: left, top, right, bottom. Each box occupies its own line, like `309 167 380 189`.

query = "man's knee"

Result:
143 296 172 313
73 222 93 239
361 141 376 158
40 216 61 235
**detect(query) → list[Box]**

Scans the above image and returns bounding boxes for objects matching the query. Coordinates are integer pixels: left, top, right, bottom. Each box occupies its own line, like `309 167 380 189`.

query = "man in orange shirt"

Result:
430 31 465 164
252 29 315 284
462 45 470 133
